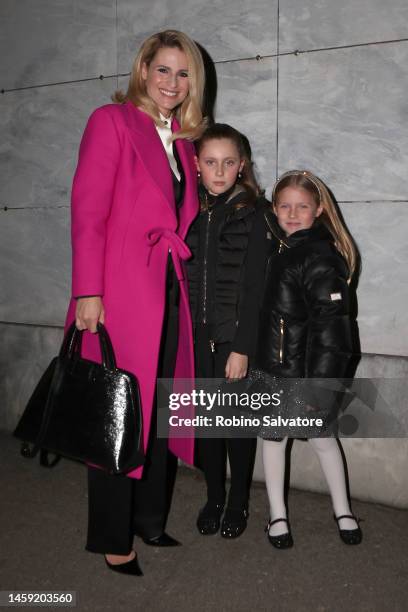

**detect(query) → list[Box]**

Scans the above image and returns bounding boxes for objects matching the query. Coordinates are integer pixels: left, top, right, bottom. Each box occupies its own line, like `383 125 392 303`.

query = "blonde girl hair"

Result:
272 170 357 279
113 30 207 141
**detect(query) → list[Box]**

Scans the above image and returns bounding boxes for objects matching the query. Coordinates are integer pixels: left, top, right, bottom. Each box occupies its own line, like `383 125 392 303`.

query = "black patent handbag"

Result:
14 322 144 474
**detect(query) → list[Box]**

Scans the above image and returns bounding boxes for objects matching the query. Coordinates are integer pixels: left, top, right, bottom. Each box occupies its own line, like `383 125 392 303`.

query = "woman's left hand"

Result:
225 352 248 380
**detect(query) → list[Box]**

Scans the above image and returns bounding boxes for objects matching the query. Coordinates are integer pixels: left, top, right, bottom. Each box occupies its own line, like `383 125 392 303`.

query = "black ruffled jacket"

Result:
254 211 353 378
186 186 269 357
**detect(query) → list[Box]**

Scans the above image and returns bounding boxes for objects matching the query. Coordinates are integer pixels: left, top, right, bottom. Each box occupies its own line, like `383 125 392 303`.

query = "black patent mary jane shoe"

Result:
197 502 224 535
334 514 362 545
104 553 143 576
220 508 248 539
265 518 294 549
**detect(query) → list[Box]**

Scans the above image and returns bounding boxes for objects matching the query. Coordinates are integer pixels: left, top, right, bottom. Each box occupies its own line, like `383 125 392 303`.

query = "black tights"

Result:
195 324 257 510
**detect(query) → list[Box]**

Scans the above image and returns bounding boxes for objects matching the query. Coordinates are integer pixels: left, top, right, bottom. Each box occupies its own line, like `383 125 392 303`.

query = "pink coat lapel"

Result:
123 102 176 216
172 116 199 238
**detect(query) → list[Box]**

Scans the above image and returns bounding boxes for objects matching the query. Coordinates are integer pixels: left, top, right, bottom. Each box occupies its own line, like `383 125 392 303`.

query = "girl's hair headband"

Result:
272 170 322 202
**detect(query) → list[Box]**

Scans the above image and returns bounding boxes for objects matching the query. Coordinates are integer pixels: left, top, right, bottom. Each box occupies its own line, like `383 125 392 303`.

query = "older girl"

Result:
255 170 362 548
187 123 268 538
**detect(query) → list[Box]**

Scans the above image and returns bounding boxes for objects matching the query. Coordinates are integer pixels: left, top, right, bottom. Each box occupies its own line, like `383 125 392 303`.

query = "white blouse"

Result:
155 113 181 181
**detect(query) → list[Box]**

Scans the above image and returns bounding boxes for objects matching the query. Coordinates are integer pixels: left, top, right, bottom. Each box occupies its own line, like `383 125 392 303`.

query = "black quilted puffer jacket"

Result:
254 211 353 378
186 185 269 356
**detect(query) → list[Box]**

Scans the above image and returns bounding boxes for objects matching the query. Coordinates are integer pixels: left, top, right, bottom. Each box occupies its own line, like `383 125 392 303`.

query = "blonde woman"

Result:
254 170 362 549
65 30 206 575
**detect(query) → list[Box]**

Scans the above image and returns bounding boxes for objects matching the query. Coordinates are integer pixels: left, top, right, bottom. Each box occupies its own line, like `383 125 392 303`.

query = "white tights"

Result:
262 437 358 536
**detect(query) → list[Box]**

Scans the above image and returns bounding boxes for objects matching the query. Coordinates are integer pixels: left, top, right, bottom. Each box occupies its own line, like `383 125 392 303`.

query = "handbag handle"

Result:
61 322 117 371
21 322 118 460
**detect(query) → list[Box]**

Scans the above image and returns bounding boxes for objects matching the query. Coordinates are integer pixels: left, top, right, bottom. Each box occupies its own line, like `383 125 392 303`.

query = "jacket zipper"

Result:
202 206 216 352
202 208 213 324
265 214 286 364
264 213 290 251
203 189 245 352
279 317 285 364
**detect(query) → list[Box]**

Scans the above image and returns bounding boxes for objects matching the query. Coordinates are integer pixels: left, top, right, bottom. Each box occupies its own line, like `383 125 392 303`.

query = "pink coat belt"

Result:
145 228 191 281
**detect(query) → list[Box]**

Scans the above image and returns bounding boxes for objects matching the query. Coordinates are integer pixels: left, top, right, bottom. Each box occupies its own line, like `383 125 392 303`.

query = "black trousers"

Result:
86 261 179 554
195 324 257 509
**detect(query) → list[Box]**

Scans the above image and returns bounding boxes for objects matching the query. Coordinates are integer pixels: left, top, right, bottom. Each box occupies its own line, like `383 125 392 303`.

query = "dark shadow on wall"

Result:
196 43 217 124
326 184 362 378
240 132 267 198
195 44 268 195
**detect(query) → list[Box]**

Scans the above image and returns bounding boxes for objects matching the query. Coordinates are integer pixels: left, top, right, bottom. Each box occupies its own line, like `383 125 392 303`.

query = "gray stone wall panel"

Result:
0 323 63 432
278 44 408 201
342 201 408 356
289 437 408 509
0 0 117 90
0 78 116 207
280 0 408 52
215 58 277 192
0 208 70 325
117 0 278 72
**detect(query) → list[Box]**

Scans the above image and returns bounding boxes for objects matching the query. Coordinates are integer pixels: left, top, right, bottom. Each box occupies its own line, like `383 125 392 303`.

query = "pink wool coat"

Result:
64 101 198 478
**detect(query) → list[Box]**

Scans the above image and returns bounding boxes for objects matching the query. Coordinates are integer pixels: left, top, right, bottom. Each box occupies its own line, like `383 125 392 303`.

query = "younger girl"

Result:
254 170 362 548
187 123 268 538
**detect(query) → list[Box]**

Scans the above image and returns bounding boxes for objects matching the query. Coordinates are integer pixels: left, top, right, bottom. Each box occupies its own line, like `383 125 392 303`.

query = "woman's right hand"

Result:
75 296 105 333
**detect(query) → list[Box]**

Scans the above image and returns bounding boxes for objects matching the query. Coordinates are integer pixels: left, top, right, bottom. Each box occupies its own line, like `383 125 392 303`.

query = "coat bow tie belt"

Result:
145 228 191 281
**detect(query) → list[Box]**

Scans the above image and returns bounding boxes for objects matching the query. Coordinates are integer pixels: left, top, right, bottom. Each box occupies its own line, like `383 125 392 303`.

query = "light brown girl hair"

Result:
272 170 357 279
196 123 260 210
113 30 207 141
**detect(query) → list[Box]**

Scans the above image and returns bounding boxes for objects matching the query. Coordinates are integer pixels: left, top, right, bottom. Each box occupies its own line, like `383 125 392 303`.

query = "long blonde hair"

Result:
273 170 357 279
113 30 206 141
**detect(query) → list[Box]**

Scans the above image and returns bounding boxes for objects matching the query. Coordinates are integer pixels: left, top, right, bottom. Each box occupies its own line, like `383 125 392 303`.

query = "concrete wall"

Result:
1 1 407 507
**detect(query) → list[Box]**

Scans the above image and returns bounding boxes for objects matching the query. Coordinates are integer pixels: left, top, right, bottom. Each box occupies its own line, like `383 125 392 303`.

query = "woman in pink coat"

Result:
65 30 206 575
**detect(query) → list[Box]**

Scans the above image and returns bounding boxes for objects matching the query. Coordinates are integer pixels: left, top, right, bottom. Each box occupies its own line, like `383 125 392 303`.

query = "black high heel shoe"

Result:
265 518 293 549
334 514 362 545
104 553 143 576
196 502 224 535
141 533 181 547
220 508 248 539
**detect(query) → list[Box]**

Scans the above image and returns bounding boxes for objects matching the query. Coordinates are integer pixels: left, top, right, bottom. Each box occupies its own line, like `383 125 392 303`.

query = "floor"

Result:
1 431 407 612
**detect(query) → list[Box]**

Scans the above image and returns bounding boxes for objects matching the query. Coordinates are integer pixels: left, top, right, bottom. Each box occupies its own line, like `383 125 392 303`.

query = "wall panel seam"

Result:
275 0 280 180
1 74 121 94
2 38 408 95
2 201 408 213
1 319 407 362
0 321 64 330
115 0 119 91
1 205 69 211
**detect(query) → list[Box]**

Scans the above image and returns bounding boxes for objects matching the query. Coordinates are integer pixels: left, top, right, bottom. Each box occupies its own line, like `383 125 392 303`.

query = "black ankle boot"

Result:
220 508 248 539
196 502 224 535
